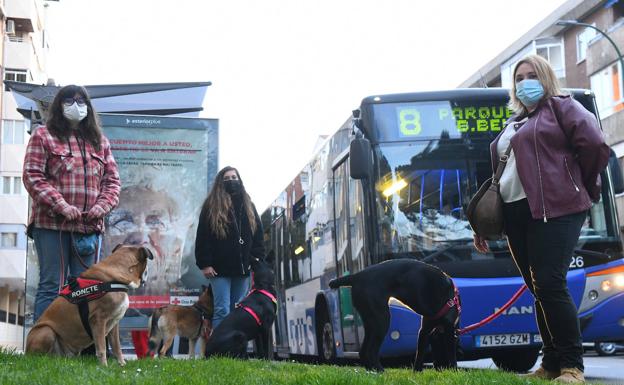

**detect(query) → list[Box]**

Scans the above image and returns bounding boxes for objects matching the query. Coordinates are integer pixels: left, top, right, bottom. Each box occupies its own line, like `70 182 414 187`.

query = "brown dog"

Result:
148 285 214 358
26 245 153 366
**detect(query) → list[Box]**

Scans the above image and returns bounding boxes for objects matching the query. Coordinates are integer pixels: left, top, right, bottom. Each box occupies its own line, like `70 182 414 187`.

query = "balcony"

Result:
4 0 44 33
4 37 35 70
0 249 26 284
0 195 28 224
586 19 624 75
0 141 27 172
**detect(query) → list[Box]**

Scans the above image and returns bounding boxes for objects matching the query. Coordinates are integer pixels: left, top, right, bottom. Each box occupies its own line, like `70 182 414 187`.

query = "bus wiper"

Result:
574 249 612 260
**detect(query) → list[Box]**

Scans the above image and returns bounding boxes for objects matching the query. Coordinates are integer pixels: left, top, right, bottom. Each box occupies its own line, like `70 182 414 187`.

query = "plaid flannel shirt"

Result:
23 126 121 234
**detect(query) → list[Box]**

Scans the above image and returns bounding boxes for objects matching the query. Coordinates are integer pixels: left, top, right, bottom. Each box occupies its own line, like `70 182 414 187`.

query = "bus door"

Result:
272 213 289 354
333 157 368 352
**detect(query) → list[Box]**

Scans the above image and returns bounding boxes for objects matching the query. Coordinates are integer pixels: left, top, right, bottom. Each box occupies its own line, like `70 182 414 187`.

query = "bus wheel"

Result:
316 310 336 363
492 348 540 372
595 342 617 356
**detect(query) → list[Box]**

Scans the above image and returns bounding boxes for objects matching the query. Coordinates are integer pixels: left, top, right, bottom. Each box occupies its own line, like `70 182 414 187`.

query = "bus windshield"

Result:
370 98 619 266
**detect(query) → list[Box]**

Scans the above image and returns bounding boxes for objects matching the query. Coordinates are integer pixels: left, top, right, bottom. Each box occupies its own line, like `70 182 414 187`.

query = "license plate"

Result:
476 333 530 347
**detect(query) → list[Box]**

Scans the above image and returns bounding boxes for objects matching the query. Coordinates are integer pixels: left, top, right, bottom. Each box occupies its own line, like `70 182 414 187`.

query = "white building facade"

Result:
0 0 49 350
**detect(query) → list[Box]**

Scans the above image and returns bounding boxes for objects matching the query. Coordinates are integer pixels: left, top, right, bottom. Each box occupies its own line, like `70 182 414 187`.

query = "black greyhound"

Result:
204 257 277 359
329 258 460 372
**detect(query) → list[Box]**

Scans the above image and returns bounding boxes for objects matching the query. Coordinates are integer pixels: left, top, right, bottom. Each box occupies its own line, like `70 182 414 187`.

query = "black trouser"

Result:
502 198 585 372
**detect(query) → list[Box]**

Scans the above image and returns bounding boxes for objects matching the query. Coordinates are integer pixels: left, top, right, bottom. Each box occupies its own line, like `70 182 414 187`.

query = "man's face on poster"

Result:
106 186 187 289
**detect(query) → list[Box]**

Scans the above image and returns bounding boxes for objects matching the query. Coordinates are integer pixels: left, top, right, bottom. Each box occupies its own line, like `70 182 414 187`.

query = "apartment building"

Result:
0 0 49 350
460 0 624 232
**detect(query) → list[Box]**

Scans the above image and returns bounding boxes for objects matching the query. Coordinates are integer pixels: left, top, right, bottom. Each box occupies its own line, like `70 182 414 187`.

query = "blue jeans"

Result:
32 228 101 322
209 275 251 328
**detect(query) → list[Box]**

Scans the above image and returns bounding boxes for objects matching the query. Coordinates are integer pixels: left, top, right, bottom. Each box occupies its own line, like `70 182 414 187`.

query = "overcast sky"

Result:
45 0 567 209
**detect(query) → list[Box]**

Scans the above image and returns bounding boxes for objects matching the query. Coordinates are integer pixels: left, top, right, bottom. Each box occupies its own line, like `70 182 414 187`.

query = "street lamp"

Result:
556 19 624 78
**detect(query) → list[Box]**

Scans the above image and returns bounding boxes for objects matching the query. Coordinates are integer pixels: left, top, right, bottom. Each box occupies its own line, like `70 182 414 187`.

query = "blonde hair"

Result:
508 54 566 115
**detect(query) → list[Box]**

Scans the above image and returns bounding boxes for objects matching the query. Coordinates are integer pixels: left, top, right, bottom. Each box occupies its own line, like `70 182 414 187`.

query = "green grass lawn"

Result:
0 350 590 385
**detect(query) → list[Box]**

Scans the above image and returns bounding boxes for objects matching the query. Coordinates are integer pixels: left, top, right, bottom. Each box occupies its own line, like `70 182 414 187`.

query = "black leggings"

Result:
503 198 586 372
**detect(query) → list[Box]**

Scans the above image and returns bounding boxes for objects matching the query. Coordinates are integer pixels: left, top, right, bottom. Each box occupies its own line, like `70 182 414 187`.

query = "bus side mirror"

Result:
350 138 372 180
609 149 624 194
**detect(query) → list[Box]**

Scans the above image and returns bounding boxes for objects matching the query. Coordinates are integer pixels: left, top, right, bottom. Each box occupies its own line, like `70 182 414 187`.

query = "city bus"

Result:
261 88 624 371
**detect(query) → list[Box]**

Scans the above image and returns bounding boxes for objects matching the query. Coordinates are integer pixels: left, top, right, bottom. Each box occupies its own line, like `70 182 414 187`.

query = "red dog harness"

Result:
238 289 277 326
431 282 461 320
59 277 129 304
59 277 129 339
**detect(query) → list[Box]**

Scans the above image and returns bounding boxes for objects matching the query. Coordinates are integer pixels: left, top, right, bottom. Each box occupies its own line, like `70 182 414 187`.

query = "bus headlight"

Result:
578 265 624 313
600 274 624 292
382 179 407 197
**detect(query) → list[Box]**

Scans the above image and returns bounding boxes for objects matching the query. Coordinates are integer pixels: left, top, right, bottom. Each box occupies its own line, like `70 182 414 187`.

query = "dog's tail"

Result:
328 274 355 289
147 308 164 354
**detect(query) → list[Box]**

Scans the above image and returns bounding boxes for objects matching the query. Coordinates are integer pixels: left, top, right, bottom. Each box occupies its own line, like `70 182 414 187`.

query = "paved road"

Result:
459 353 624 385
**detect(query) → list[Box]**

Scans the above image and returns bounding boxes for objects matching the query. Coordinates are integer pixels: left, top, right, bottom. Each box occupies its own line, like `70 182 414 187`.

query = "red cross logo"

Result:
171 297 181 305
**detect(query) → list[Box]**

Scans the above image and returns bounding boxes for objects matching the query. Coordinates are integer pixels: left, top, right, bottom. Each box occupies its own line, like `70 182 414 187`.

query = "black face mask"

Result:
224 179 242 195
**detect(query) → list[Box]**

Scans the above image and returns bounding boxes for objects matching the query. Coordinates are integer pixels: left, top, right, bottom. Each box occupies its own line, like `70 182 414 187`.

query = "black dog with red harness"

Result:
204 257 276 359
329 258 461 372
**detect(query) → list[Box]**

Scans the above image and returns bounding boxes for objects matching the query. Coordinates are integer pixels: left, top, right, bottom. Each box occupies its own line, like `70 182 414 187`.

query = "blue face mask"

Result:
515 79 544 107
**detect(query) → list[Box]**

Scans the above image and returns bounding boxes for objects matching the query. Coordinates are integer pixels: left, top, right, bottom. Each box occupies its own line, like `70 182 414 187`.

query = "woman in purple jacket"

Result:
473 55 609 384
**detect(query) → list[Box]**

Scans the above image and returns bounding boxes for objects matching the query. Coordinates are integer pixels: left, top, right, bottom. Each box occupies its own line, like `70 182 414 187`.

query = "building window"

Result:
2 119 26 144
535 38 565 78
0 232 18 248
1 176 22 195
500 39 564 88
577 26 596 62
4 69 27 91
591 61 624 118
13 177 21 195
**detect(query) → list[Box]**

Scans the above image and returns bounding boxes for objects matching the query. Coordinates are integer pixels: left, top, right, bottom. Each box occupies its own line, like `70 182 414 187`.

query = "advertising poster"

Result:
25 114 218 336
101 114 218 315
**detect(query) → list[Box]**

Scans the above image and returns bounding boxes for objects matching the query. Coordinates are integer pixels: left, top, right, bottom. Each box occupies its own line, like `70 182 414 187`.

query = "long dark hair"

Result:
46 85 103 151
201 166 257 239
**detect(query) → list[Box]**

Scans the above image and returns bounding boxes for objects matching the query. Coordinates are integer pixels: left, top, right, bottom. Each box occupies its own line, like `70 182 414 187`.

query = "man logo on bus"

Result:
495 305 534 315
399 108 422 136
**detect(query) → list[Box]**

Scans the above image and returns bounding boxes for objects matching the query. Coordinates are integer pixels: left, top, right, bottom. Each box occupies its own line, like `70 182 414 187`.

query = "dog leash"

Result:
57 219 99 293
458 284 528 335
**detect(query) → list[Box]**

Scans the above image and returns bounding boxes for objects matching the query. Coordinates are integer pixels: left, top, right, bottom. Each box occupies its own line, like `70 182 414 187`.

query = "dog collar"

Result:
431 282 461 320
253 289 277 305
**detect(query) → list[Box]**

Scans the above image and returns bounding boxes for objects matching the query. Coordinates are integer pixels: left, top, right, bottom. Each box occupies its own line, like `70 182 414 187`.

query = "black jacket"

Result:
195 198 265 276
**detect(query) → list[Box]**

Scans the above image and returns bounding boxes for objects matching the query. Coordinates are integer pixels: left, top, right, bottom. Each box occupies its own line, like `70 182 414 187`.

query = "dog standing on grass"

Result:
329 258 461 372
148 285 214 358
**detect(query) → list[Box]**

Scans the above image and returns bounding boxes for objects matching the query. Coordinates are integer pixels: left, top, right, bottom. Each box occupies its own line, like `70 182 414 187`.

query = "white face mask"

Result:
63 102 88 123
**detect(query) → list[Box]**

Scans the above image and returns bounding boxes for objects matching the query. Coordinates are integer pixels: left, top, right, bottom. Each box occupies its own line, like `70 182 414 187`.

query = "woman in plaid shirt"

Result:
23 85 121 321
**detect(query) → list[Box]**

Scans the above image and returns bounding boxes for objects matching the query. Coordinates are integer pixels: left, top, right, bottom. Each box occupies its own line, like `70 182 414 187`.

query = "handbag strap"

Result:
492 144 513 186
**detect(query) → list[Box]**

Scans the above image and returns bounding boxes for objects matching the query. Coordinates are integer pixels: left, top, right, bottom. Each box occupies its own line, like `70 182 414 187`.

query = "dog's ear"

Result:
139 246 154 261
112 244 124 253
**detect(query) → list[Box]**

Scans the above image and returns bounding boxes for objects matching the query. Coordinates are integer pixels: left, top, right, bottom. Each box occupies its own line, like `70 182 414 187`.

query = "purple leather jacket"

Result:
490 95 609 221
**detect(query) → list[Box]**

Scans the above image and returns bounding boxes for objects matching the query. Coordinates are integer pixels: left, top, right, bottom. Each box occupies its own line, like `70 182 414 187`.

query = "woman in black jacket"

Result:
195 166 264 327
